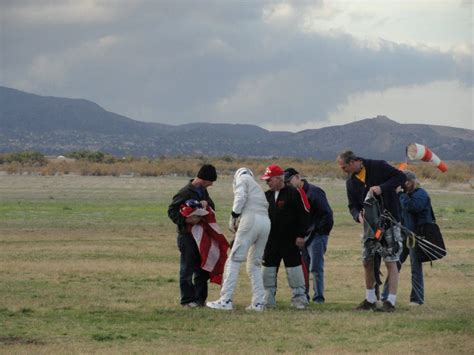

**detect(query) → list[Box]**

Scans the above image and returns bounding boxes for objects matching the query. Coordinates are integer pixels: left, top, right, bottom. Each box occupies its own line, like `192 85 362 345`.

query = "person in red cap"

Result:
168 164 218 308
260 164 310 309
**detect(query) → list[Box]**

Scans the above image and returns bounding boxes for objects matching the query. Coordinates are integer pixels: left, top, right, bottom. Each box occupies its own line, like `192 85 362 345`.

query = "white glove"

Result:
228 215 240 233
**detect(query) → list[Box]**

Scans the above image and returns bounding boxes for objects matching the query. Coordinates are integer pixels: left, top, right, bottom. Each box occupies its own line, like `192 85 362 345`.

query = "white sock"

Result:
387 294 397 306
366 289 376 303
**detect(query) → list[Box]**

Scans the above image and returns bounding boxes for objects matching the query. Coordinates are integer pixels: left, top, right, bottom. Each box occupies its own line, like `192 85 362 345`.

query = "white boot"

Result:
263 266 278 307
286 266 309 309
206 299 233 311
245 303 265 312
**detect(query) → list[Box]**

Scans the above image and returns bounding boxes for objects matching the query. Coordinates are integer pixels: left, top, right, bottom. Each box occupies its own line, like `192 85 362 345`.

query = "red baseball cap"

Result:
260 164 285 180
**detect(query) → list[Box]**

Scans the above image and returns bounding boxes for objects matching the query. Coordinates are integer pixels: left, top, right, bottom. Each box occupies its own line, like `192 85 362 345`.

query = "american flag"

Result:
189 208 229 285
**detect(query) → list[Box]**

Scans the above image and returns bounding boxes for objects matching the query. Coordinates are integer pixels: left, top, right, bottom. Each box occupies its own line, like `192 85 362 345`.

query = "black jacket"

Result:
302 179 334 237
168 180 215 234
346 158 406 222
265 185 310 246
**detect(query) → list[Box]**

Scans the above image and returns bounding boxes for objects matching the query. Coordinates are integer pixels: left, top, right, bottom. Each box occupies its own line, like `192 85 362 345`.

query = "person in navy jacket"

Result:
396 170 434 305
284 168 333 304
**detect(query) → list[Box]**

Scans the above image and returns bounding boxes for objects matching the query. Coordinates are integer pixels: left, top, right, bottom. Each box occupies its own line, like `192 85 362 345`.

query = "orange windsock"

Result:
406 143 448 172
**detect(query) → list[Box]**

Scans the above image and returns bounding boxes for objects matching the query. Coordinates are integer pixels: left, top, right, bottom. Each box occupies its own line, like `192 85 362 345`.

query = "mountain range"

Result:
1 86 473 160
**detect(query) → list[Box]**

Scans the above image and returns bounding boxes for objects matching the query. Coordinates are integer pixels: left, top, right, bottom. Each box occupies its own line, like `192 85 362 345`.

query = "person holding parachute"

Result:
337 150 406 312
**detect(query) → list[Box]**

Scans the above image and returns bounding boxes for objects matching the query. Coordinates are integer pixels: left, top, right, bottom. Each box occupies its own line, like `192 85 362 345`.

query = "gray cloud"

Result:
1 1 471 128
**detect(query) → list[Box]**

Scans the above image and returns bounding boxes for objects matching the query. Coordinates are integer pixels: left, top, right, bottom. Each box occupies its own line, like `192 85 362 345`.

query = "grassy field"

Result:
0 174 473 354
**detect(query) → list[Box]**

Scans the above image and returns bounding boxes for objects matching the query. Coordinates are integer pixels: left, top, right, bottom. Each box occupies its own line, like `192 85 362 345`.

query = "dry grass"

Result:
1 157 472 183
0 175 473 354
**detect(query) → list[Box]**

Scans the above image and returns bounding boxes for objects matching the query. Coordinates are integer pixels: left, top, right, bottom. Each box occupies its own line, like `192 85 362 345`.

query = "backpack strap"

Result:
430 206 436 223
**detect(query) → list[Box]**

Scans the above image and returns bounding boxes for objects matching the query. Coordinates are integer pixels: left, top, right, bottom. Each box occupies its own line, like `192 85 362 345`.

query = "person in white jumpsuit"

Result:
206 167 271 311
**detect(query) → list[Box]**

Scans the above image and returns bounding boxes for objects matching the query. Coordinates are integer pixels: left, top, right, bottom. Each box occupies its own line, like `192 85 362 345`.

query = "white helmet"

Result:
234 167 253 179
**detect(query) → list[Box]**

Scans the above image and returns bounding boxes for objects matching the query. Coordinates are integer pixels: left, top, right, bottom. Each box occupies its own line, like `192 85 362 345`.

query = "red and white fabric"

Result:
188 207 229 285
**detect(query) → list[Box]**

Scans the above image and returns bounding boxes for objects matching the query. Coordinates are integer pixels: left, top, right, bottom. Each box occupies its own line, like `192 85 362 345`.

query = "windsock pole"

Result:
398 146 409 170
406 143 448 172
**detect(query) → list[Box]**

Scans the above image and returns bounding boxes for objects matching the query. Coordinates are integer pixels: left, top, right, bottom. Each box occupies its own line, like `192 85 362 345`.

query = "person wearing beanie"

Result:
168 164 218 308
285 168 334 304
337 150 406 312
382 169 434 306
197 164 217 182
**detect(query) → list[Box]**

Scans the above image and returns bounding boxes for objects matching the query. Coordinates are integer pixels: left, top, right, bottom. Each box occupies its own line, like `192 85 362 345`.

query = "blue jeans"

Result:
302 234 328 303
382 245 424 304
177 234 210 305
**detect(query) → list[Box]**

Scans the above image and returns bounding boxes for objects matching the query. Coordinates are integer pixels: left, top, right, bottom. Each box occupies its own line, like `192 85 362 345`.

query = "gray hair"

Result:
404 170 416 181
404 169 420 188
337 150 359 164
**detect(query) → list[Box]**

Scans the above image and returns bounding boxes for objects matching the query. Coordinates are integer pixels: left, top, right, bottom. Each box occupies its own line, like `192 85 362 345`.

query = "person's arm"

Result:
168 190 187 230
400 189 429 213
347 180 363 223
232 175 248 215
294 188 311 247
378 161 407 194
228 176 247 232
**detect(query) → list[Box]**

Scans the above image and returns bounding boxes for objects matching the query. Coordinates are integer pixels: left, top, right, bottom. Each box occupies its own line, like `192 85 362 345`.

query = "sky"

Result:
1 0 472 132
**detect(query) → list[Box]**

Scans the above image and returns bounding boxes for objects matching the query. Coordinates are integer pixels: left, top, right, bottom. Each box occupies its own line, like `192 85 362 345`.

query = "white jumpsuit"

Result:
220 168 271 306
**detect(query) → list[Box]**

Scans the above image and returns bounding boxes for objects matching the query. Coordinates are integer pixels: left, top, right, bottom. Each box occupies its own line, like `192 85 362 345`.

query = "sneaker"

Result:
355 299 376 311
313 298 325 305
182 302 198 308
206 299 233 311
245 303 265 312
409 302 422 306
377 300 396 312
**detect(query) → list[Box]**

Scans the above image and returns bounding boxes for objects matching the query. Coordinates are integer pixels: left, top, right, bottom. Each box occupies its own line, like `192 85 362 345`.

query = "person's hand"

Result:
295 237 305 249
358 211 364 224
229 215 239 233
186 215 201 225
395 186 402 193
200 200 208 208
369 185 382 195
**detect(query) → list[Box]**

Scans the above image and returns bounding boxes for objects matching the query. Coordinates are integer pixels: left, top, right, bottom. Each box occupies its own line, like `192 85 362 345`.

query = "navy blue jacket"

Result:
346 158 406 222
302 179 333 238
399 187 434 231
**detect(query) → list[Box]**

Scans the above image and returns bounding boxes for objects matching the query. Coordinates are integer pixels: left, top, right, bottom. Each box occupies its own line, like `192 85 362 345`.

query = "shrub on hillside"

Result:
65 150 116 163
0 151 47 166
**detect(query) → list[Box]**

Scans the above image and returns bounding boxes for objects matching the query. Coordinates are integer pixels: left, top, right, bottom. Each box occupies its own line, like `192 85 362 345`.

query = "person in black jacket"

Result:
260 164 310 309
168 164 217 308
337 151 406 312
285 168 334 304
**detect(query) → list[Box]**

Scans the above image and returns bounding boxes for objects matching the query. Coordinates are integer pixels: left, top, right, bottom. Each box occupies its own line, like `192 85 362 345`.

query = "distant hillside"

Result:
1 86 473 160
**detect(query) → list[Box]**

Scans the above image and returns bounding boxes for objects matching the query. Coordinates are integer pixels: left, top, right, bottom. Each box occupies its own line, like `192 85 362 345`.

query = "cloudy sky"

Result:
1 0 472 131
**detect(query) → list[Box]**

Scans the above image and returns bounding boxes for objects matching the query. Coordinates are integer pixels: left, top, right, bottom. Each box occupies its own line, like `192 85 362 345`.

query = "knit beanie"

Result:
197 164 217 181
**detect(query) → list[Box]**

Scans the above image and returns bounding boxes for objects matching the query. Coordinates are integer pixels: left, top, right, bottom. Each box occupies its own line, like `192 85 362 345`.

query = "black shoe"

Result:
355 299 376 311
377 301 395 313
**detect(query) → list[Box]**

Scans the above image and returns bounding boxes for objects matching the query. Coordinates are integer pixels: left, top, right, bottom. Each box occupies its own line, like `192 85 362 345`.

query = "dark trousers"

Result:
262 239 302 268
177 233 210 305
